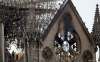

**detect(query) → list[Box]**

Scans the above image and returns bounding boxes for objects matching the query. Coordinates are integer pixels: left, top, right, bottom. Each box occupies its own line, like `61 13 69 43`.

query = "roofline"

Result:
42 0 95 48
42 0 69 41
69 1 95 47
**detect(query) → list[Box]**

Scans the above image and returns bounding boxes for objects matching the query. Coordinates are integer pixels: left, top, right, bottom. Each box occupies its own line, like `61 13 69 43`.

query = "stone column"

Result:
23 39 28 62
0 21 4 62
98 47 100 61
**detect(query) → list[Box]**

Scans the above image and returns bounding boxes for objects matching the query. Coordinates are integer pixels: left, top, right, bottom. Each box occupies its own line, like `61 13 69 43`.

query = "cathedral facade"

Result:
38 1 96 62
0 0 96 62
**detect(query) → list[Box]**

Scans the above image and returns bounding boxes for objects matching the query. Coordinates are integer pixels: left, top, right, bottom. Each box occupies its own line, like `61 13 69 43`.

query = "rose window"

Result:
54 30 81 56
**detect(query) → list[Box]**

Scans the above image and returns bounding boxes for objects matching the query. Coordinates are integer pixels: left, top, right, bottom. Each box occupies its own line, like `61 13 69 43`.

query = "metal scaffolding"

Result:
0 0 66 62
1 0 66 47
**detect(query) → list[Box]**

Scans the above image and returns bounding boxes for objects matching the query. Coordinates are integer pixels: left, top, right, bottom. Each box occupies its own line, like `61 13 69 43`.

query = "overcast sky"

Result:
72 0 99 61
72 0 99 32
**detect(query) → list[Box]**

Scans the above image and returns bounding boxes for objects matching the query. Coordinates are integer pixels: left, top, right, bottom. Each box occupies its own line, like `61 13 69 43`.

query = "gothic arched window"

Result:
54 13 81 60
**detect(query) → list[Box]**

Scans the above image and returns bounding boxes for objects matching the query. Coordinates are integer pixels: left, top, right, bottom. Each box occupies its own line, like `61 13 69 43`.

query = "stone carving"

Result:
82 50 93 62
42 46 53 60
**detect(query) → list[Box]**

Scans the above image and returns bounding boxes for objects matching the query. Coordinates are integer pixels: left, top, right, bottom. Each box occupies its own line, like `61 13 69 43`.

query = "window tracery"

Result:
42 46 53 60
54 14 81 61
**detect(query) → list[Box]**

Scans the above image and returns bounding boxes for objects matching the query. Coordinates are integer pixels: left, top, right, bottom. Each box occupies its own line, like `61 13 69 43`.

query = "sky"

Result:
72 0 100 61
72 0 99 32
